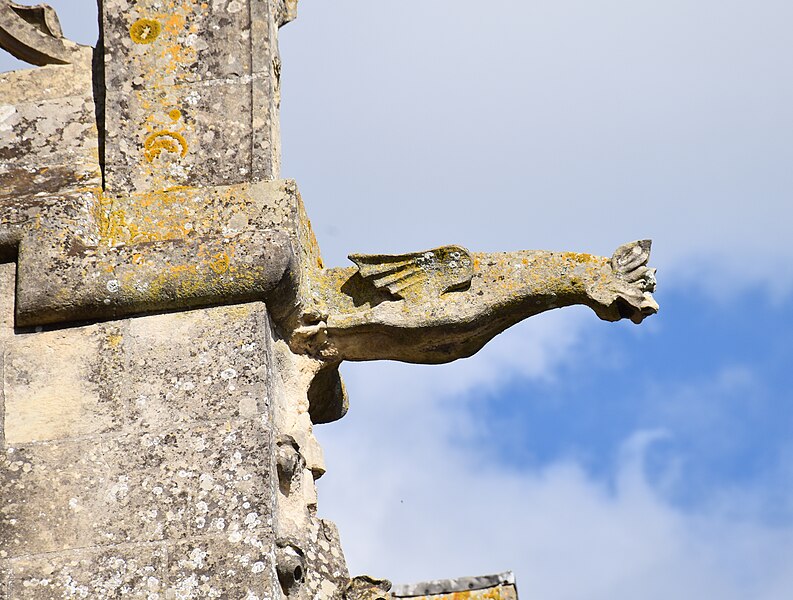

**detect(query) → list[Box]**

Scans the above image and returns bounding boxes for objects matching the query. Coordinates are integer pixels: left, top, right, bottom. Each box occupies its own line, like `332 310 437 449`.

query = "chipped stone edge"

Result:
391 571 516 597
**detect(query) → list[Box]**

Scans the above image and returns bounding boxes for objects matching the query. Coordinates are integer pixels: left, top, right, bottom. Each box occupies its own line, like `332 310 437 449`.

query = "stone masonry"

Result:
0 1 658 598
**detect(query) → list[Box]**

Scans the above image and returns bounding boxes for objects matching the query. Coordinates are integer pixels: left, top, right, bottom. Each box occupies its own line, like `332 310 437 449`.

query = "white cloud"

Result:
316 361 793 598
280 0 793 300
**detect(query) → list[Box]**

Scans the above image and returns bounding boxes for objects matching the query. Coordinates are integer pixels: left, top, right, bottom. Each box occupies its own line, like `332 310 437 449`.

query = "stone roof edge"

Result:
391 571 516 597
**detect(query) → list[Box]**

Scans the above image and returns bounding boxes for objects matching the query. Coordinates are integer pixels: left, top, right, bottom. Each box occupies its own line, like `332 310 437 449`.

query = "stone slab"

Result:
103 78 260 193
3 329 106 445
166 534 277 598
102 0 283 193
1 416 274 558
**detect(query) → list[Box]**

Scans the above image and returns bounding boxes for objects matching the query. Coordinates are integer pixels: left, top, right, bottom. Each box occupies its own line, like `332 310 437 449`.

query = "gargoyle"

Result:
291 239 657 365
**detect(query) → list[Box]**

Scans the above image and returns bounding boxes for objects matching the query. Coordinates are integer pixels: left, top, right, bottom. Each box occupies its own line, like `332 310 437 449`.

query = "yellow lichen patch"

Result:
209 252 230 274
169 108 182 121
107 334 123 349
144 131 188 163
561 252 599 264
130 19 162 44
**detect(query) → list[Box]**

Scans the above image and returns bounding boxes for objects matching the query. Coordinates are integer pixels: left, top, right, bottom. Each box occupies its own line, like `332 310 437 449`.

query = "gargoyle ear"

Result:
611 239 652 275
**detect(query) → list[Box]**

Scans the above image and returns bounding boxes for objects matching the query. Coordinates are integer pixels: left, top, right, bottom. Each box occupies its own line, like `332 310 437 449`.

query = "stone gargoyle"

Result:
291 240 657 364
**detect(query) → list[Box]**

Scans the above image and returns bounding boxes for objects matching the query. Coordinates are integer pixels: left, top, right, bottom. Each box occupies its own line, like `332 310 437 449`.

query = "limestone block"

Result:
103 1 258 88
0 56 101 199
104 79 259 193
0 417 273 558
3 328 108 445
303 518 349 598
102 0 283 193
121 304 271 428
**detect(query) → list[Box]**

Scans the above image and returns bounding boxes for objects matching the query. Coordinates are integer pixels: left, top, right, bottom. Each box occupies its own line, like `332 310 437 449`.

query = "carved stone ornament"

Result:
0 1 85 65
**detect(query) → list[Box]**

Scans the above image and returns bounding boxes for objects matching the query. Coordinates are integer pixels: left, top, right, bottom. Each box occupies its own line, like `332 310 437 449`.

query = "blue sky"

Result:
3 1 793 598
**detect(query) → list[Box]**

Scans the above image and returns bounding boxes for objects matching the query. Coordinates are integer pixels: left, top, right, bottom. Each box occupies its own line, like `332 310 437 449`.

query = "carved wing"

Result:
349 245 474 300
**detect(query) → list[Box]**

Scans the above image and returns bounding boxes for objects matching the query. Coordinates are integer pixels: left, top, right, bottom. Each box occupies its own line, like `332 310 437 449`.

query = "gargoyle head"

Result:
588 240 659 324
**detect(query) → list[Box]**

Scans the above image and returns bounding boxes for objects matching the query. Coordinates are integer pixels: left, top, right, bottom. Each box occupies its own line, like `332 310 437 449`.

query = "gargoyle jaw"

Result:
603 292 659 324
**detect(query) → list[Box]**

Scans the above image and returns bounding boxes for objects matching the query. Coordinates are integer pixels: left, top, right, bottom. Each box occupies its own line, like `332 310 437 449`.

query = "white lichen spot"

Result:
215 517 226 531
244 512 260 528
152 486 164 495
251 561 265 574
189 547 208 569
0 105 17 132
228 530 243 543
199 473 215 490
220 368 237 380
106 279 120 293
186 90 201 106
106 476 130 501
195 516 206 529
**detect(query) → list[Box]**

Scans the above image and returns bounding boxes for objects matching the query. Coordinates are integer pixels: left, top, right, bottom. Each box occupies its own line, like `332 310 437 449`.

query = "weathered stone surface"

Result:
1 180 307 327
102 0 284 193
1 418 274 557
3 328 106 444
166 535 277 598
0 51 101 200
391 572 518 600
8 543 167 598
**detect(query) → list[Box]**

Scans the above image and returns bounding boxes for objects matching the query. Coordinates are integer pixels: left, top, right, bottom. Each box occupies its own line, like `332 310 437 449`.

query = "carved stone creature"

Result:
292 240 657 365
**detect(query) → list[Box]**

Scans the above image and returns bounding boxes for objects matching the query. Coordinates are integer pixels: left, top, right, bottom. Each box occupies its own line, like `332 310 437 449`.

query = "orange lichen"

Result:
130 19 161 44
162 13 187 36
144 131 188 162
168 108 182 121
